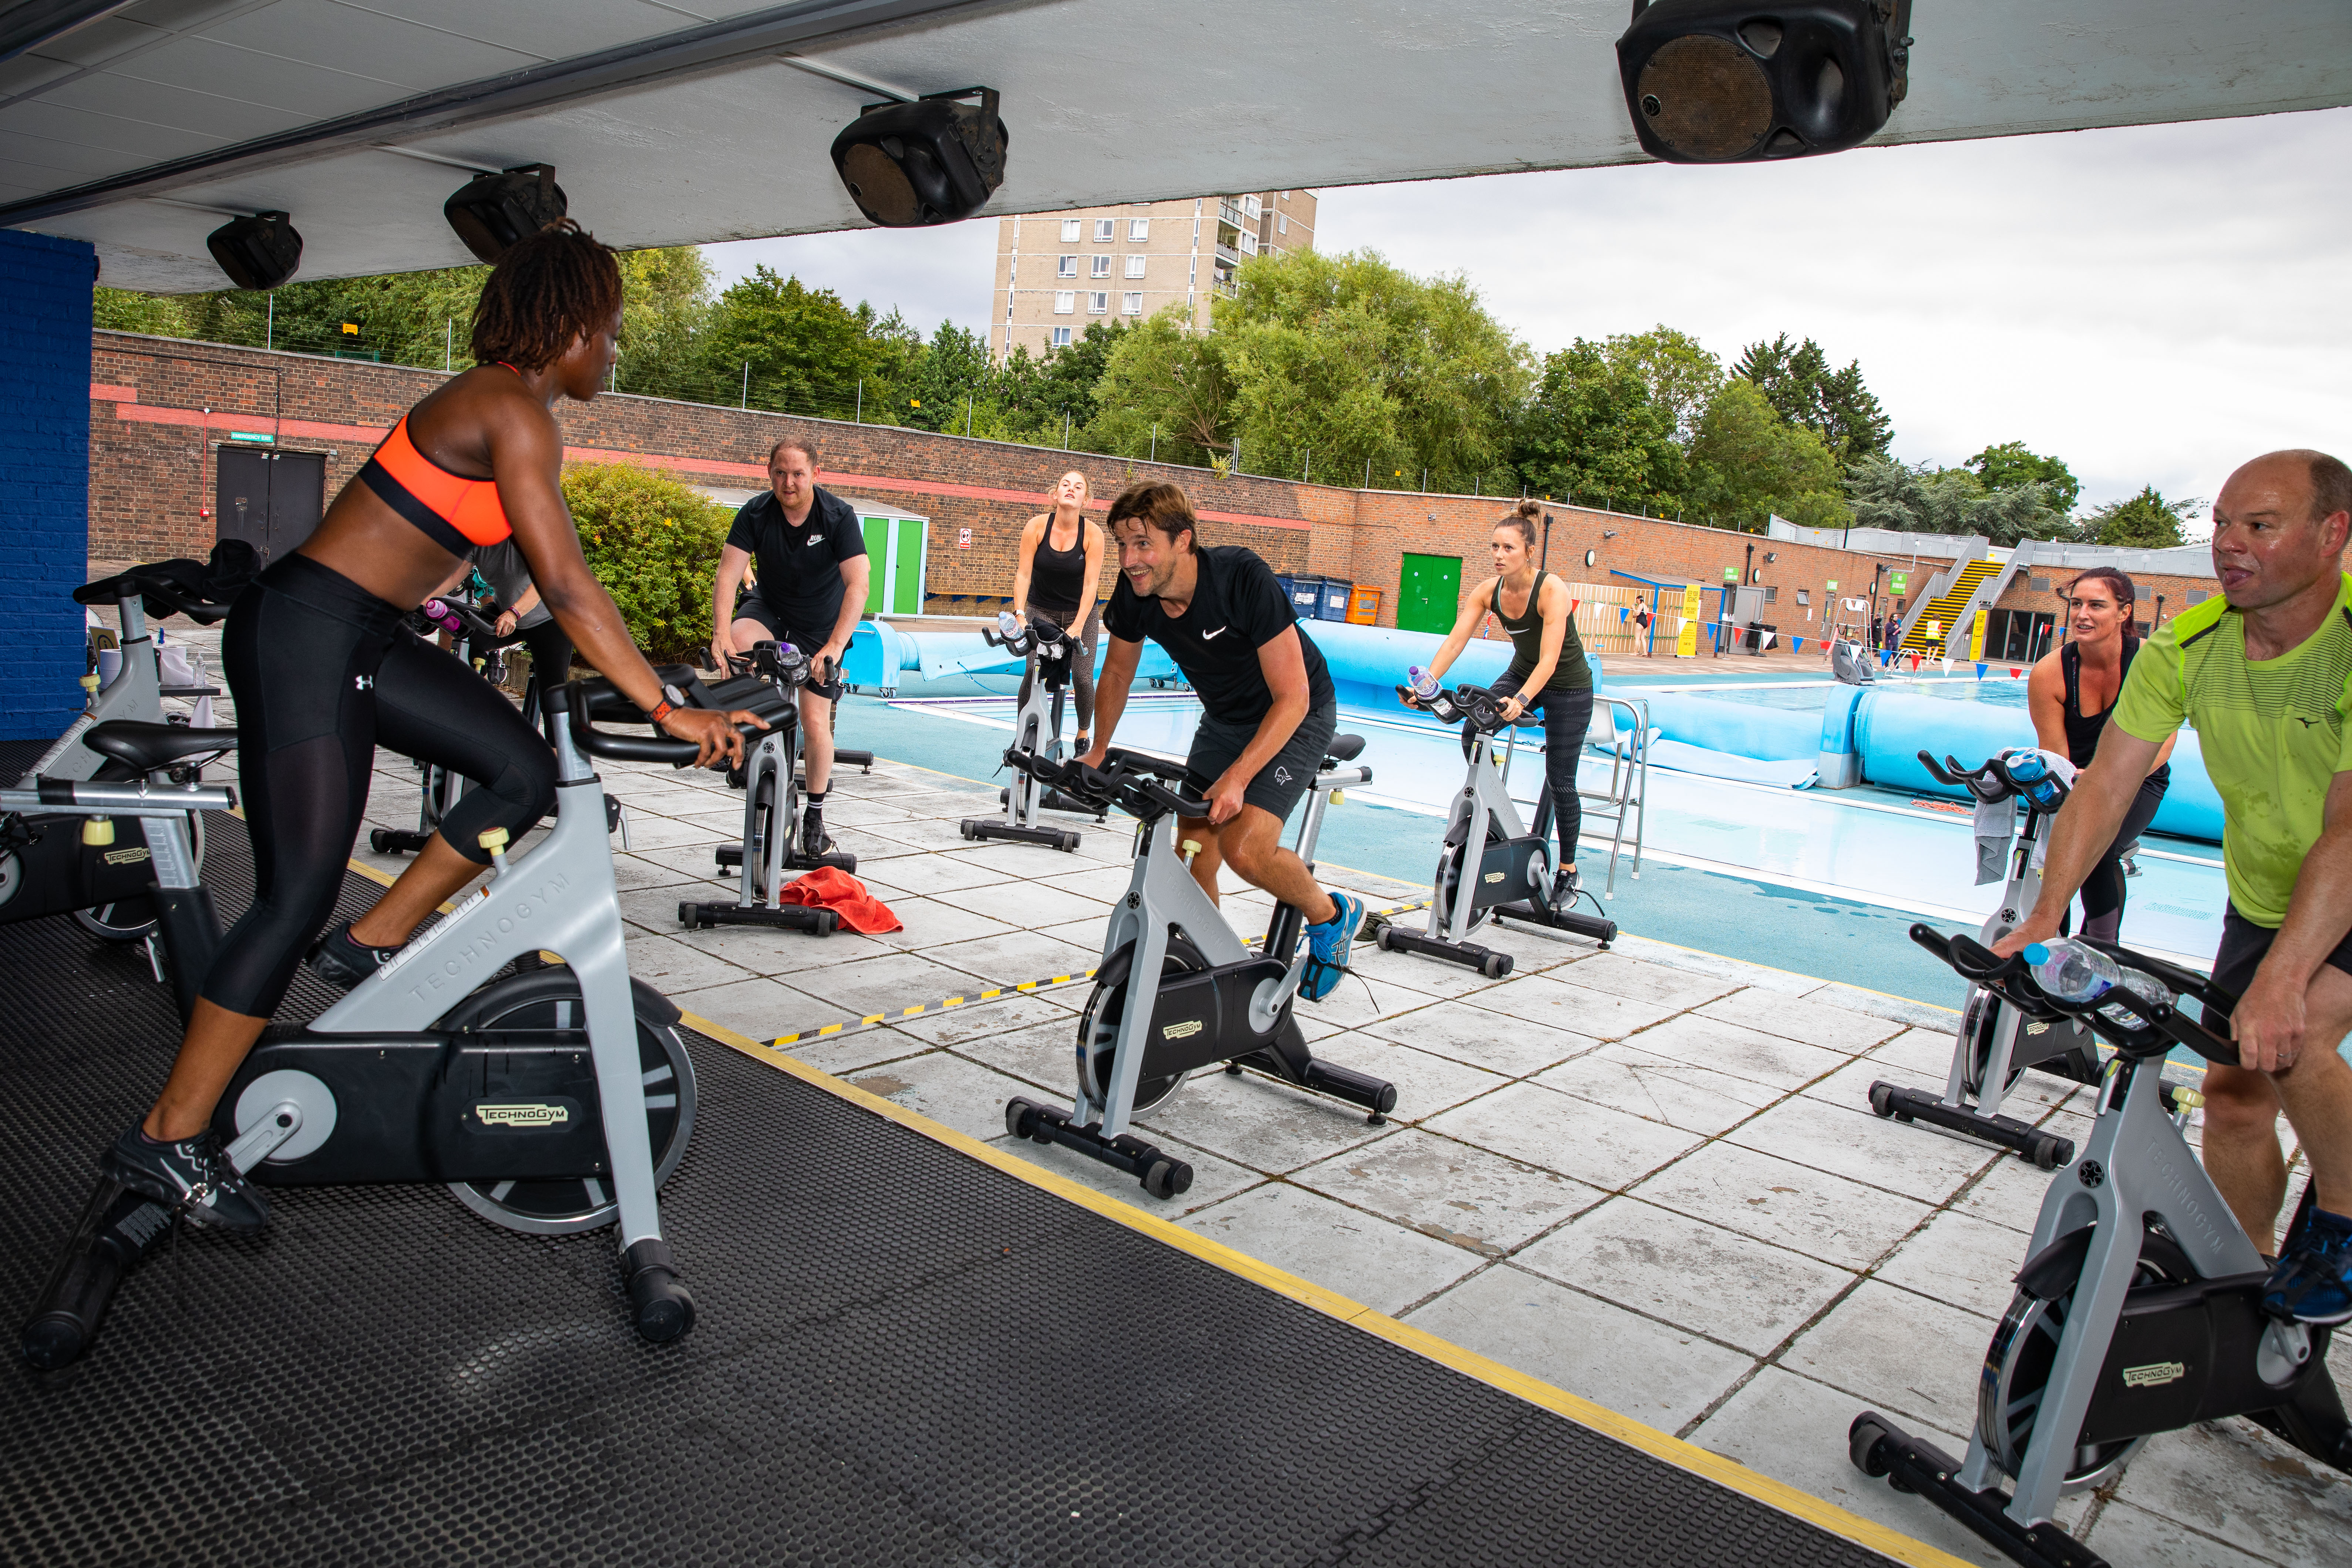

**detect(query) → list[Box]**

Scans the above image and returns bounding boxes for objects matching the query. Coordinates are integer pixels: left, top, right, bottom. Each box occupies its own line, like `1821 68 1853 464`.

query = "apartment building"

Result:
989 189 1319 362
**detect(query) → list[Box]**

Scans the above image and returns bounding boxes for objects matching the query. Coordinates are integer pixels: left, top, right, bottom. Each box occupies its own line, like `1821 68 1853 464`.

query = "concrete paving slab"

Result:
1695 990 1906 1056
1807 983 1964 1030
1138 1067 1400 1174
1179 1183 1483 1316
775 1029 941 1078
860 816 999 852
1424 1081 1706 1191
950 1019 1076 1096
1632 1138 1931 1272
887 987 1078 1046
1952 1151 2066 1233
667 918 894 973
930 880 1110 927
626 841 738 882
1798 1051 1950 1113
842 1051 1050 1145
2105 1415 2352 1568
782 949 983 1018
1463 973 1686 1042
1780 1278 1987 1435
853 852 1009 897
1611 935 1825 998
860 896 1017 950
2079 1498 2282 1568
815 794 917 826
1289 1129 1599 1255
1310 1032 1508 1121
1514 1198 1855 1356
609 853 707 892
622 933 760 995
1873 1205 2039 1322
1534 1042 1783 1136
1623 1013 1852 1093
1551 950 1742 1008
608 813 727 852
927 929 1104 987
1341 938 1518 1002
669 975 833 1042
1292 971 1434 1030
1866 1024 1971 1077
1727 1093 1995 1205
1361 999 1600 1079
1689 1367 2017 1568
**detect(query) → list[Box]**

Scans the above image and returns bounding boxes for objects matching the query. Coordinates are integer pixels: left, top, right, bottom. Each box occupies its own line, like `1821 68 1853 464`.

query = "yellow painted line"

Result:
768 968 1100 1047
678 1006 1971 1568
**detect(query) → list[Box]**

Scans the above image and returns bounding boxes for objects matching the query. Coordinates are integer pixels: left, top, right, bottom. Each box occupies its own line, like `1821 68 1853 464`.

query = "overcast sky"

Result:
706 105 2352 525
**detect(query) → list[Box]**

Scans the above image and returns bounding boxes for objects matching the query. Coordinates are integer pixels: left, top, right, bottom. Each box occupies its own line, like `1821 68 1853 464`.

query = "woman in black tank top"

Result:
1406 501 1596 898
1011 470 1107 747
2026 567 2177 942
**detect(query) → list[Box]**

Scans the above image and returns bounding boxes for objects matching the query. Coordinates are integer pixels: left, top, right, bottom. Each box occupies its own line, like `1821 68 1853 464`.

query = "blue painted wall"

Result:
0 229 95 741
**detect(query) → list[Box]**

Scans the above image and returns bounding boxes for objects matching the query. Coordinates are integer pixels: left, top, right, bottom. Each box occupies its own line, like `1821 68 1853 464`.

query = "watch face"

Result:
661 683 687 708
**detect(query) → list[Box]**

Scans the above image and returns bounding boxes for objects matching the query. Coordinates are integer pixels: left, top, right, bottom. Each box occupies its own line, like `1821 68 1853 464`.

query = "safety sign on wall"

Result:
1676 584 1701 657
958 528 972 549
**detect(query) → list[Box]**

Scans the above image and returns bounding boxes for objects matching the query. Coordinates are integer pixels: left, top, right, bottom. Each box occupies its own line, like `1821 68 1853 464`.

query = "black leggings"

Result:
491 619 573 726
2077 774 2167 943
1491 673 1593 867
1015 604 1101 735
202 555 558 1019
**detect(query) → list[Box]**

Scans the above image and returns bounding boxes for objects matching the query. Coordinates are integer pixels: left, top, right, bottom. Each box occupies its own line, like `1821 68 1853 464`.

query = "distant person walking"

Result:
1632 600 1655 656
1010 470 1106 754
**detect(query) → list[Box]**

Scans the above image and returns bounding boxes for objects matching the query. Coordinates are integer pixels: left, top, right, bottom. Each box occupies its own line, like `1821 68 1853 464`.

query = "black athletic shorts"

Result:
730 589 842 692
1183 698 1339 824
2208 903 2352 1027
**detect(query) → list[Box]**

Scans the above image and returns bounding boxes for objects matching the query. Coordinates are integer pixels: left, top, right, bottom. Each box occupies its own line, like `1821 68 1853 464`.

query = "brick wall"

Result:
3 232 97 739
1990 565 2214 624
83 331 2210 648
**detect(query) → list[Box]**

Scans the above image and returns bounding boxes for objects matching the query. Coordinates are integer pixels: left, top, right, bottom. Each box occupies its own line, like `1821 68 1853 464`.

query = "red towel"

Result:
777 866 903 933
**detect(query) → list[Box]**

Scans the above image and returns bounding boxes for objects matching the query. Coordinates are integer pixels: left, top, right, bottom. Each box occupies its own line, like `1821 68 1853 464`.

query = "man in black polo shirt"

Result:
1080 482 1364 1000
711 437 870 855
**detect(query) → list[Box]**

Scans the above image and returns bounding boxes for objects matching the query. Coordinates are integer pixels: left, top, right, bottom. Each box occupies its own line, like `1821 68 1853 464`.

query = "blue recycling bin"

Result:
1285 574 1326 620
1318 580 1352 621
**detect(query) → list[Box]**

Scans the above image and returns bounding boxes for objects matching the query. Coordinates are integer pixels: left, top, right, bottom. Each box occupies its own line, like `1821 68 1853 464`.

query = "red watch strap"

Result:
647 698 676 724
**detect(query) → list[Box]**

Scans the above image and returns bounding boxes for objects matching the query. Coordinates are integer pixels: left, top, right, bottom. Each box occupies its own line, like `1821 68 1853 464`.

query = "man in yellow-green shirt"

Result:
1998 449 2352 1324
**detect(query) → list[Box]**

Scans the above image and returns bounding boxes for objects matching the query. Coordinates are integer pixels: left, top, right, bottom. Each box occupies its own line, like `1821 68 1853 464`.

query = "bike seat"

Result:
80 721 239 774
1323 734 1366 764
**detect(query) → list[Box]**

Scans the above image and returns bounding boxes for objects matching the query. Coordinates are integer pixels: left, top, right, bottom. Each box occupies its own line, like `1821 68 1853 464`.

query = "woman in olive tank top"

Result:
1408 501 1595 898
1010 470 1107 750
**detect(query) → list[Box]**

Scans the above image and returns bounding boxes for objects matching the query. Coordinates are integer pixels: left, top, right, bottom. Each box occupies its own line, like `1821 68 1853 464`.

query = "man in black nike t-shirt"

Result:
1081 482 1364 1000
711 436 870 857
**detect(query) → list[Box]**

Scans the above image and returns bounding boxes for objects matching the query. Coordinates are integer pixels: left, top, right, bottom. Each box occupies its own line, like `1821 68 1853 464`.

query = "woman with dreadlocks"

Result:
97 222 759 1234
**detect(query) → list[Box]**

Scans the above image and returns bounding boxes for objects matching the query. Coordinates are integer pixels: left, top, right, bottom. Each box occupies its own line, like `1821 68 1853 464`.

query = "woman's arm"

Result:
2026 653 2069 755
1419 577 1494 688
1072 520 1105 631
1501 578 1572 719
1010 515 1042 618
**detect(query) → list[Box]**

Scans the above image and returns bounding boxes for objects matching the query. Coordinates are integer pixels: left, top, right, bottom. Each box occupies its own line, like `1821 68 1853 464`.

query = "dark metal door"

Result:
216 446 271 558
268 450 325 559
215 447 327 565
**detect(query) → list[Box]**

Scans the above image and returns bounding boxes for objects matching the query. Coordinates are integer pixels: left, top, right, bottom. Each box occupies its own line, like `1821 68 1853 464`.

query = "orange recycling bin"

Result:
1346 585 1382 625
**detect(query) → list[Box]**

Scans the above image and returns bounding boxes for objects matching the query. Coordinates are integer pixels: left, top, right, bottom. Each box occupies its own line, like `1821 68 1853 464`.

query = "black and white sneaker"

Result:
306 919 401 989
1551 867 1582 911
101 1123 269 1234
799 806 830 860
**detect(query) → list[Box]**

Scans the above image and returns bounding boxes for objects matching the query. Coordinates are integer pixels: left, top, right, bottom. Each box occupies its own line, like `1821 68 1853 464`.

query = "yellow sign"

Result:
1675 585 1700 657
340 322 358 335
1970 608 1988 661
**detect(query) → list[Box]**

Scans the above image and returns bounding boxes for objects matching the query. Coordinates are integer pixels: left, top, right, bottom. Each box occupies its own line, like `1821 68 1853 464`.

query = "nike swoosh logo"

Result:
1201 627 1228 640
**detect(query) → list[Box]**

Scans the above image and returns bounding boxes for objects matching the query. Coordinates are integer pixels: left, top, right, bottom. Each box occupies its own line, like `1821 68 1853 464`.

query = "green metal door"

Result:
891 517 925 615
859 517 889 613
1397 553 1461 635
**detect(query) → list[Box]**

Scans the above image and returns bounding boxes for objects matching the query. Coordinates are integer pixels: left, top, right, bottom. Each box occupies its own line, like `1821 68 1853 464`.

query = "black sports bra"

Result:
2062 639 2169 787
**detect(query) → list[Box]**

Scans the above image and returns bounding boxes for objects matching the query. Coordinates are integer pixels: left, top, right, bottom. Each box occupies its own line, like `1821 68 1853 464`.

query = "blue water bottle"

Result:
2003 751 2066 812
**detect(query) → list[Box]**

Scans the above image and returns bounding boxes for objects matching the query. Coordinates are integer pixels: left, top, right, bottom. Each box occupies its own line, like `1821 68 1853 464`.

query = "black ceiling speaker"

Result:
205 210 303 290
830 87 1007 227
443 163 568 262
1616 0 1911 164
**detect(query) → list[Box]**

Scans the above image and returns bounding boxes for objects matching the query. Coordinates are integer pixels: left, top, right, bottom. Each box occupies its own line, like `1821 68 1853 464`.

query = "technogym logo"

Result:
473 1102 571 1128
1161 1019 1204 1040
2121 1361 2187 1389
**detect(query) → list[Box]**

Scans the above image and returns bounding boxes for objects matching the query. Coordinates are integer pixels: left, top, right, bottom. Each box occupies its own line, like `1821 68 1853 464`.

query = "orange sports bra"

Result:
354 364 521 556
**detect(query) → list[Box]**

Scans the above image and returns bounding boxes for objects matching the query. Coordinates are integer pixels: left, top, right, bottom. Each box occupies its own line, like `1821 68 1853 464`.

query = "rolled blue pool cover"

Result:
1854 690 2223 841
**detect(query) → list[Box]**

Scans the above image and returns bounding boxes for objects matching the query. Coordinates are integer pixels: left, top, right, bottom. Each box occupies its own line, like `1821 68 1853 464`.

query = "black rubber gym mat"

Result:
0 817 1899 1567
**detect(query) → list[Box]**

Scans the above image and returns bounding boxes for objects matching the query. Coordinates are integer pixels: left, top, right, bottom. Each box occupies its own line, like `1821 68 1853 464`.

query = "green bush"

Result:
563 464 733 662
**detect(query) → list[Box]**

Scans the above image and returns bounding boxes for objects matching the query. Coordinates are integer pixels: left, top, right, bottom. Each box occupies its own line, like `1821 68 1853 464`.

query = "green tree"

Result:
1847 455 2068 545
1511 339 1686 512
902 321 994 433
1601 325 1723 446
613 247 715 400
693 265 888 418
1965 441 2080 517
93 287 192 336
2083 485 2193 549
1686 379 1851 531
1089 308 1236 467
562 464 733 661
1733 333 1892 462
997 320 1131 440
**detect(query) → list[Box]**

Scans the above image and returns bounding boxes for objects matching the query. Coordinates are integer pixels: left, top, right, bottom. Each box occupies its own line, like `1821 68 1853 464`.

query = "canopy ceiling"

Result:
5 0 2348 293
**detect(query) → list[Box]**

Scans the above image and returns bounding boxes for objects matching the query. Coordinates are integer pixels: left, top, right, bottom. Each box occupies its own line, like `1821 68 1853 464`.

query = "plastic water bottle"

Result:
420 598 464 637
2003 750 2066 812
1407 666 1440 701
996 609 1022 640
2022 938 2176 1026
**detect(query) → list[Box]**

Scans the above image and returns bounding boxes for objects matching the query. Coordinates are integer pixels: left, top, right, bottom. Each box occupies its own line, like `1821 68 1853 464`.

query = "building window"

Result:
1051 326 1072 348
1276 213 1288 235
1060 218 1081 242
1053 291 1074 314
1128 219 1149 241
1124 255 1147 279
2134 583 2151 600
1093 219 1114 241
2029 576 2051 593
2185 588 2208 604
1122 292 1143 315
1795 589 1810 606
1279 190 1289 200
1056 255 1077 277
1763 586 1779 605
1091 254 1111 277
1238 230 1258 255
1087 291 1108 314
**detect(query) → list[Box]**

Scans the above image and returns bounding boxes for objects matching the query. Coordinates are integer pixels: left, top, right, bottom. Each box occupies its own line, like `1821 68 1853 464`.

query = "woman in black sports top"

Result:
1409 500 1594 900
95 223 756 1237
1010 470 1106 751
2026 566 2176 941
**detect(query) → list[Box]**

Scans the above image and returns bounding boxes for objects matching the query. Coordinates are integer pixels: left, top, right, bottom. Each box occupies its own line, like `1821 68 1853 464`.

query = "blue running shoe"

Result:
2263 1206 2352 1325
1298 891 1365 1002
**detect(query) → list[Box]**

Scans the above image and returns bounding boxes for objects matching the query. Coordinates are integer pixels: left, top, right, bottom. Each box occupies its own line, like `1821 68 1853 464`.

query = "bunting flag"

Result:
1975 662 1987 680
1908 653 1921 672
2010 667 2022 678
1793 636 1804 653
1941 657 1952 675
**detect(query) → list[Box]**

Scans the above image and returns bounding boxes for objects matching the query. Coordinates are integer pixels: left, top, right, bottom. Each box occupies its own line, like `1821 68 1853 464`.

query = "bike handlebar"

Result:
1907 922 2240 1066
559 682 763 767
73 569 235 625
1006 747 1211 819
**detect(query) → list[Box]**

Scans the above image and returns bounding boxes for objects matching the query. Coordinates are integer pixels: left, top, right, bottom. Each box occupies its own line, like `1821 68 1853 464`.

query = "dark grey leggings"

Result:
1016 604 1100 736
1491 672 1593 865
203 555 557 1019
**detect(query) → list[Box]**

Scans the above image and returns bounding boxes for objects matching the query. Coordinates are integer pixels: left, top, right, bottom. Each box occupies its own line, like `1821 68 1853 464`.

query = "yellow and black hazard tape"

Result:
770 967 1100 1049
